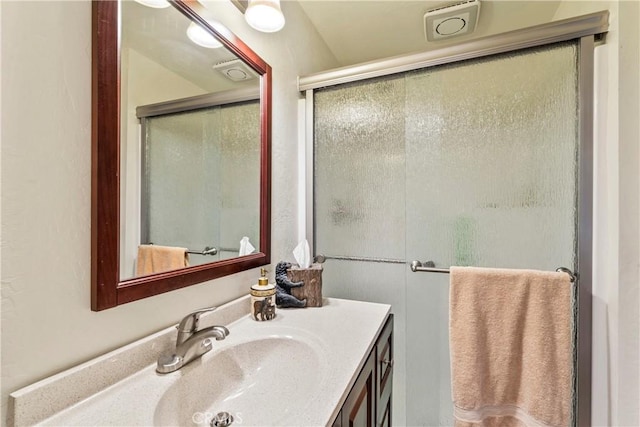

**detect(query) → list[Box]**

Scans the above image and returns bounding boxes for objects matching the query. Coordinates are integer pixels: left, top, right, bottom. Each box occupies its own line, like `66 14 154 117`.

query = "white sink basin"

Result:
154 333 327 426
21 299 390 427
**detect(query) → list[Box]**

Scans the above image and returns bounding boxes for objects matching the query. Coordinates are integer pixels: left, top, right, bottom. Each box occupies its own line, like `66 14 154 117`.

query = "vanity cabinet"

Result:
333 314 394 427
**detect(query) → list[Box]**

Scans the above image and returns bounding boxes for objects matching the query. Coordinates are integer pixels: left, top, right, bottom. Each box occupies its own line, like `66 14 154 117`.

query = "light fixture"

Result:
186 22 223 49
133 0 171 8
244 0 285 33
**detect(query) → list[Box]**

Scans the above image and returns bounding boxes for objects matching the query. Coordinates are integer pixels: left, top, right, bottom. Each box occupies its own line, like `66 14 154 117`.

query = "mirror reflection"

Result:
119 1 261 279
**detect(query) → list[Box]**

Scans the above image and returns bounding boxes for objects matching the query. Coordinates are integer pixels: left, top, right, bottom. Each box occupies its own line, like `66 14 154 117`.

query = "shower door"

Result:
314 41 580 426
403 42 579 426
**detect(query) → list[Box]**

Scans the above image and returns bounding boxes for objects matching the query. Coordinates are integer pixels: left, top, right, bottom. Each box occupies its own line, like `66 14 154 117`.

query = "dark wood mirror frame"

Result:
91 0 271 311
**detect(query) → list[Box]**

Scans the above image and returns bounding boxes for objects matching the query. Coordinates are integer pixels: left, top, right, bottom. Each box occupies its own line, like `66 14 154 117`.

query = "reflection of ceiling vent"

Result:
213 59 258 82
424 0 481 42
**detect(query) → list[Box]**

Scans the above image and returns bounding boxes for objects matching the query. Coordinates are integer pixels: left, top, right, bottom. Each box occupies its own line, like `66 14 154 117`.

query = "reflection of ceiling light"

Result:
245 0 285 33
133 0 171 8
186 22 223 49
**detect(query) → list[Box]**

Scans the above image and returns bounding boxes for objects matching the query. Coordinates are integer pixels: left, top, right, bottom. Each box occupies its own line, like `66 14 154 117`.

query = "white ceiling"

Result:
124 0 566 89
294 0 562 67
122 1 256 93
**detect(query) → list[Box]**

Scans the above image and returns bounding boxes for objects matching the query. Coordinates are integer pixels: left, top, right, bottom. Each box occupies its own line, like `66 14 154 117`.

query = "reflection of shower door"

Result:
314 41 581 426
138 101 261 275
141 108 223 263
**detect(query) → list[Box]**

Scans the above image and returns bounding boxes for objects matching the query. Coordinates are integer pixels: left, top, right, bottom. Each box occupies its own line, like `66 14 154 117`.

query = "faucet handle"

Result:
177 307 217 334
212 325 230 338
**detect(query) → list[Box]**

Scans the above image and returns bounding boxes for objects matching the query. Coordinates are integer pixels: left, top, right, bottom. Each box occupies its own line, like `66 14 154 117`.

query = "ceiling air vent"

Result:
213 59 258 82
424 0 481 42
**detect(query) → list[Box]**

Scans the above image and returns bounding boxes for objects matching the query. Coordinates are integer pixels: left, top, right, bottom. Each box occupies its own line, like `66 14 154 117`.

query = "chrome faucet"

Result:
156 307 230 374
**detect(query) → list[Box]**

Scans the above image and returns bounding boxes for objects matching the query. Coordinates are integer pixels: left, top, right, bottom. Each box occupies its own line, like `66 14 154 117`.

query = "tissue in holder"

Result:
239 236 255 256
288 262 323 307
293 239 311 268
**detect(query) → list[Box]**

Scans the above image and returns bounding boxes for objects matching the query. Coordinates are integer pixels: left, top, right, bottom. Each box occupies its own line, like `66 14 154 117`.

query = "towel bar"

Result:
410 260 577 282
323 255 406 264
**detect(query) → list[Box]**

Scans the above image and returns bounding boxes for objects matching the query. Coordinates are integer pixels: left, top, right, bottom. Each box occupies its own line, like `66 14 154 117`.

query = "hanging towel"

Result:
135 244 189 276
449 267 574 427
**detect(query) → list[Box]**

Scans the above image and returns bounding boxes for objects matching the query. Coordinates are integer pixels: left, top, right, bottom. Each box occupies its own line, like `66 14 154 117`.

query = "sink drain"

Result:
210 412 234 427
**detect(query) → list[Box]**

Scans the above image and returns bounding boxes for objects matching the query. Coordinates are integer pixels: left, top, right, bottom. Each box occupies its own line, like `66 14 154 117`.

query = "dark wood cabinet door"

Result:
336 313 393 427
376 315 394 426
378 394 392 427
342 351 376 427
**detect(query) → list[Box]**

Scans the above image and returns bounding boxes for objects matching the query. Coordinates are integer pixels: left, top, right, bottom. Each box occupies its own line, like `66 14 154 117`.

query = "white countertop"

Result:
10 296 390 427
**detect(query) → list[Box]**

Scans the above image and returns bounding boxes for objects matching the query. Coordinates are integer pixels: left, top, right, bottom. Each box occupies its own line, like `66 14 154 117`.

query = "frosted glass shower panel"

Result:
405 42 579 271
404 42 579 426
142 101 260 268
314 76 407 260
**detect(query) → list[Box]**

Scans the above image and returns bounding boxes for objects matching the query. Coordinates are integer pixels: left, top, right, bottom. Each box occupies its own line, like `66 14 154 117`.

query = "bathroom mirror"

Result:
92 0 271 311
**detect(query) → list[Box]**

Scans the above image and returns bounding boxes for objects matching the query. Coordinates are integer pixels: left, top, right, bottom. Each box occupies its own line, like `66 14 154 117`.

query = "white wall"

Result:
616 1 640 425
554 1 640 425
0 1 338 424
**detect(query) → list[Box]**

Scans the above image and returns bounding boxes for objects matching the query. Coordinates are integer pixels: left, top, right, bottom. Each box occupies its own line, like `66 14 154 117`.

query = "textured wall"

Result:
616 1 640 425
0 0 337 423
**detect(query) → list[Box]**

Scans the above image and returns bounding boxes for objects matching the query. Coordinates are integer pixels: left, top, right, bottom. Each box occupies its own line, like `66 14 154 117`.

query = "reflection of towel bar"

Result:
147 243 218 256
410 260 577 283
186 246 218 256
219 247 241 253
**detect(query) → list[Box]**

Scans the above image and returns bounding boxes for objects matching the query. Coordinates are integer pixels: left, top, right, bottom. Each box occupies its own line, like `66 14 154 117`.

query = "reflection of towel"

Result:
449 267 573 427
135 245 189 276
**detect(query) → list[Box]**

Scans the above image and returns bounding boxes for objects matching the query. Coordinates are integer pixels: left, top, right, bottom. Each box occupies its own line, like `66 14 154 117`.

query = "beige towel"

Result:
449 267 574 427
135 244 189 276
